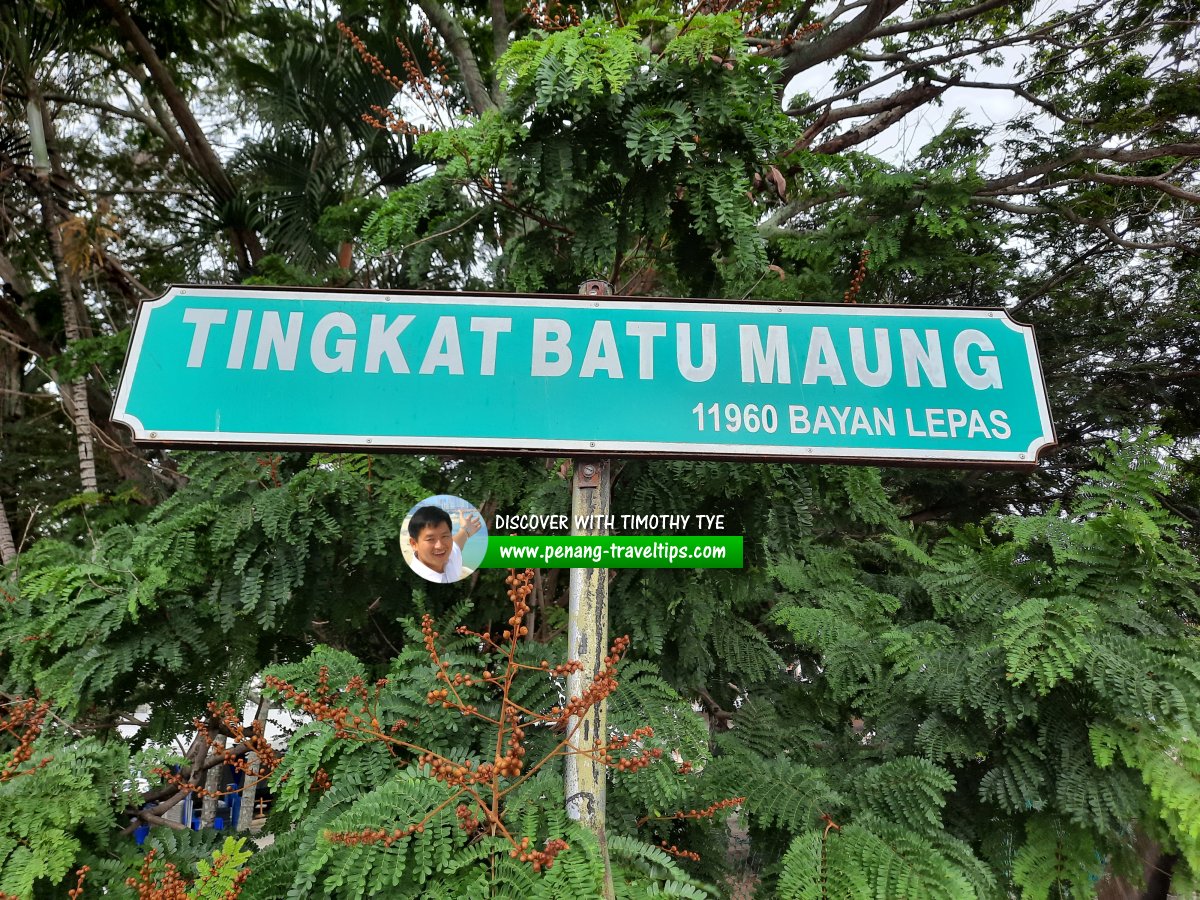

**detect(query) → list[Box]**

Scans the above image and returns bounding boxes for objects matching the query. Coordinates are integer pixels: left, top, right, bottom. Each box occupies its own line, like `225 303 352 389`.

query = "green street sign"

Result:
113 286 1056 466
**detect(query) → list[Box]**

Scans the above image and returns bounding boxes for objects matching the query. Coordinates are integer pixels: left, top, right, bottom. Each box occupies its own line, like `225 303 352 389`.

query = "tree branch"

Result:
773 0 907 81
491 0 509 100
809 82 949 154
973 197 1196 251
1 86 169 141
867 0 1016 39
758 190 851 230
788 8 1094 119
1009 240 1111 314
96 0 263 271
977 143 1200 194
924 73 1097 125
1080 171 1200 204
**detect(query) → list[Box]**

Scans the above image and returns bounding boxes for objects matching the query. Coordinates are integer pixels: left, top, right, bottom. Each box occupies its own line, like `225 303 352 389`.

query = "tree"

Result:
1 0 1198 897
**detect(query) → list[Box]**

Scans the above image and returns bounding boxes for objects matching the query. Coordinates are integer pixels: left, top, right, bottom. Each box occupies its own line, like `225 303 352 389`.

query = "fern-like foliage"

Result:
607 660 712 830
1010 817 1105 899
858 757 955 836
292 769 469 898
192 837 254 900
726 435 1200 896
371 11 797 297
778 818 984 900
0 450 457 733
0 733 126 898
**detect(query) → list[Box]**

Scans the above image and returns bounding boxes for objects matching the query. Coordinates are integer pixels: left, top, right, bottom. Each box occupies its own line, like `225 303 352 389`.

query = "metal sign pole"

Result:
565 459 611 816
565 280 615 899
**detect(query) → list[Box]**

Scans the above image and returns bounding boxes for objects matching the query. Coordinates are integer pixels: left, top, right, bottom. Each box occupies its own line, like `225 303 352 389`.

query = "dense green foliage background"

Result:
2 0 1199 897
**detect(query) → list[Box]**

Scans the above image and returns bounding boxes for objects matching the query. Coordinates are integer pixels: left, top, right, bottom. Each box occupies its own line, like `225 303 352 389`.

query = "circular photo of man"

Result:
401 495 488 584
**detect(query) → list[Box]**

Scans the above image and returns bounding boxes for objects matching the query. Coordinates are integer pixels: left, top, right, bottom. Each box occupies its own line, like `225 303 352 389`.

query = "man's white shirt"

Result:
410 542 463 583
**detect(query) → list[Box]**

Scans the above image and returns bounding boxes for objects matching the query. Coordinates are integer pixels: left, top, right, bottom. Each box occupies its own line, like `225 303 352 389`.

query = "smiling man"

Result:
405 505 481 583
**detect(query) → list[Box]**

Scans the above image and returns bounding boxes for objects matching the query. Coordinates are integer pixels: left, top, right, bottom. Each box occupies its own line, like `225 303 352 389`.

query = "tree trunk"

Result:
237 695 272 831
0 496 17 566
1 339 24 424
200 733 226 828
26 93 98 494
1096 829 1178 900
98 0 263 275
1 335 26 561
1143 852 1178 900
414 0 498 115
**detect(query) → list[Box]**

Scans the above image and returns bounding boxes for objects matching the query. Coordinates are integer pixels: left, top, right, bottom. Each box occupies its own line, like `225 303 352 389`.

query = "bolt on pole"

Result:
565 280 616 899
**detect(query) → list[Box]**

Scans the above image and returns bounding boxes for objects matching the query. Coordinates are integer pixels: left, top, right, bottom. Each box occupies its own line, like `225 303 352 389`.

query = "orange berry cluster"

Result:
264 672 360 739
606 725 655 751
363 104 425 136
678 760 695 775
498 708 527 778
127 850 187 900
125 848 247 900
598 725 663 772
1 697 51 783
455 803 481 833
310 768 332 793
614 747 663 772
336 23 402 91
417 23 453 92
778 20 824 47
681 0 759 19
454 570 539 655
210 701 281 776
553 635 631 727
739 0 782 36
524 1 580 30
843 247 871 304
502 570 533 641
426 673 479 717
326 823 425 848
342 674 373 702
337 20 460 135
510 836 570 872
421 615 442 658
673 797 746 821
67 866 90 900
661 841 701 862
543 659 585 678
421 752 482 787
